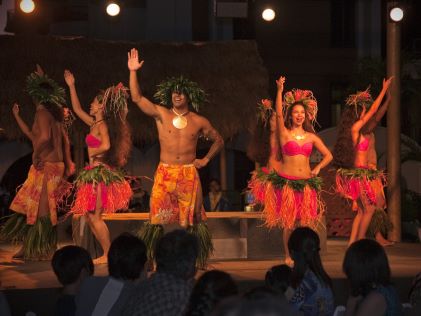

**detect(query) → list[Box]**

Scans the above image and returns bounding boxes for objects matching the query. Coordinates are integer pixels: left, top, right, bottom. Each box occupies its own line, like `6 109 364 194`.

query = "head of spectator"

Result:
343 238 391 296
265 264 292 295
108 233 147 281
52 245 94 293
156 229 198 280
185 270 238 316
209 179 222 194
288 227 332 289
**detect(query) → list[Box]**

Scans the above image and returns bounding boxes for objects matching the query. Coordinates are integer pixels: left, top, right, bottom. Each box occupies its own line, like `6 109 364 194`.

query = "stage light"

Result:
20 0 35 14
389 7 404 22
262 8 275 22
106 3 120 16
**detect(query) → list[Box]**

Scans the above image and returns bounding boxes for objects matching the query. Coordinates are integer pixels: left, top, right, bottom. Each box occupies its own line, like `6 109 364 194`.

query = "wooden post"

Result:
386 1 401 242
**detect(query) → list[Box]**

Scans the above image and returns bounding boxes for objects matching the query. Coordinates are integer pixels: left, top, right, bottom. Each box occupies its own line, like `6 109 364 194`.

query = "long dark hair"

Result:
343 239 391 296
185 270 238 316
96 90 132 168
247 119 271 165
332 105 364 168
288 227 332 289
284 103 315 133
102 114 131 168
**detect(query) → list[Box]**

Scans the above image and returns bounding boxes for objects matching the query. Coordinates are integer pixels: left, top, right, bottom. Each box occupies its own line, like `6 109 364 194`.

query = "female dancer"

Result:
248 99 282 208
64 70 132 264
252 76 333 265
334 77 393 245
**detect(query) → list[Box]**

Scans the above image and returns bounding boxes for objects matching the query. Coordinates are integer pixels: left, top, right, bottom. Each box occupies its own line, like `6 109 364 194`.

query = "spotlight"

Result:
262 8 275 22
106 3 120 17
20 0 35 14
389 6 404 22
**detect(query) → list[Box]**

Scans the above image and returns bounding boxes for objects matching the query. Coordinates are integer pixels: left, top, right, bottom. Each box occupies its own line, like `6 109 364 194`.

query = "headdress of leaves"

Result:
154 76 206 112
99 82 129 120
257 99 274 126
345 87 373 112
26 72 66 106
283 89 318 125
63 107 76 130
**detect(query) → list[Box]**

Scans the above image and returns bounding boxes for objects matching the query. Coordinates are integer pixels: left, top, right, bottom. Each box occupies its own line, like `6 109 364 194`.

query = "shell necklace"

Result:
292 131 306 140
172 108 189 129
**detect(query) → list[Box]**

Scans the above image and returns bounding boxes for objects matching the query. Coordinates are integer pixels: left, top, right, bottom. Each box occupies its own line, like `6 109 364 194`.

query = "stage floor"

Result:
1 239 421 290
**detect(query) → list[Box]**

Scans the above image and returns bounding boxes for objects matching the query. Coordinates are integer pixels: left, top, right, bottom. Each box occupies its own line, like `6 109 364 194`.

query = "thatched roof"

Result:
0 35 268 145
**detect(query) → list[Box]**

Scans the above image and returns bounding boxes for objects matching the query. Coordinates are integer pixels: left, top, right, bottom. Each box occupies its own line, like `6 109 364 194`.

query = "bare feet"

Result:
375 232 395 247
93 256 108 264
284 257 294 267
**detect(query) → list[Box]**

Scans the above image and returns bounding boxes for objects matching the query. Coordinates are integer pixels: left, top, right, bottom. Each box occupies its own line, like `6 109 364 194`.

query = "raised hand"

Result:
276 76 286 91
12 103 20 116
35 64 44 76
382 77 393 91
64 70 75 86
127 48 144 71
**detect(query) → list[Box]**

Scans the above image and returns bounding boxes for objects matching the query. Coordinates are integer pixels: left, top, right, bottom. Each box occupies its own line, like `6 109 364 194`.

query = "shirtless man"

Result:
1 70 74 260
127 48 224 228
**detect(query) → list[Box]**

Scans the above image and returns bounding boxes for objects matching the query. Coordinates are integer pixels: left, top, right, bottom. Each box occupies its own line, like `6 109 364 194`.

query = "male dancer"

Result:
127 48 224 266
1 67 74 260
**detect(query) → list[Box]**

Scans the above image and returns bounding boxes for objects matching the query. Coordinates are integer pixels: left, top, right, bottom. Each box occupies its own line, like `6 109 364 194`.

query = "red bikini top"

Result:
85 134 101 148
356 137 369 152
282 141 313 157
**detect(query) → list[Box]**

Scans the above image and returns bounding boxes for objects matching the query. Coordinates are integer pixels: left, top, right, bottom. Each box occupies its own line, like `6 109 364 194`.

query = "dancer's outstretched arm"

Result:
275 76 287 136
64 70 94 126
362 90 391 134
127 48 163 121
12 103 33 140
352 77 393 134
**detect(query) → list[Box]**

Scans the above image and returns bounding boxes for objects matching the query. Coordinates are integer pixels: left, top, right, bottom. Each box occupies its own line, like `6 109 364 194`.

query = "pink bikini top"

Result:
282 141 313 157
85 134 101 148
356 137 369 152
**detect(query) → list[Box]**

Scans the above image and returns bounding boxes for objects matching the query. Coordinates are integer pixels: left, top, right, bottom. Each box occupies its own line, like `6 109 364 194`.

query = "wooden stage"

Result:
1 212 421 315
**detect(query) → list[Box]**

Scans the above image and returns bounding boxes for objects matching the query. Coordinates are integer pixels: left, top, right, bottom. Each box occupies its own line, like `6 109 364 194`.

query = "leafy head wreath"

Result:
98 82 129 120
154 76 206 112
283 89 318 125
256 99 274 126
26 71 66 107
345 88 373 115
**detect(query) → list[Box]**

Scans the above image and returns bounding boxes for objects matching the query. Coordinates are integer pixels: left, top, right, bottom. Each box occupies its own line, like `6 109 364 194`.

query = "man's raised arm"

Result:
128 48 162 120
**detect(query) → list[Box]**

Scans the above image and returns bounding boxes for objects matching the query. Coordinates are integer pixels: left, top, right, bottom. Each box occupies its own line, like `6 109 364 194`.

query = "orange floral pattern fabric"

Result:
150 163 207 227
9 162 66 225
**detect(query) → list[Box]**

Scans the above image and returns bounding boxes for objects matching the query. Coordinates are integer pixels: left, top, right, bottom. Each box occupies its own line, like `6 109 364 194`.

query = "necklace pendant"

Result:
172 116 188 129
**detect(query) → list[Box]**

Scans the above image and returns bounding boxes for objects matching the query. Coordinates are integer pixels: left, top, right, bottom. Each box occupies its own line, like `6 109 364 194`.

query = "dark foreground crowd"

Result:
1 227 421 316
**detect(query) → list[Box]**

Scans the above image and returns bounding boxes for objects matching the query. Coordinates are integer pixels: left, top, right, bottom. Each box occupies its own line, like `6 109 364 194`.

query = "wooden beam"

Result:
102 211 263 221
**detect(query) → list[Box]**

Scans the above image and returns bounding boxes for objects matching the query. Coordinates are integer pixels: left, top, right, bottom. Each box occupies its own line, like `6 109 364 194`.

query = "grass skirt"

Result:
71 164 132 215
248 167 324 230
138 221 213 269
336 168 386 211
0 213 57 260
